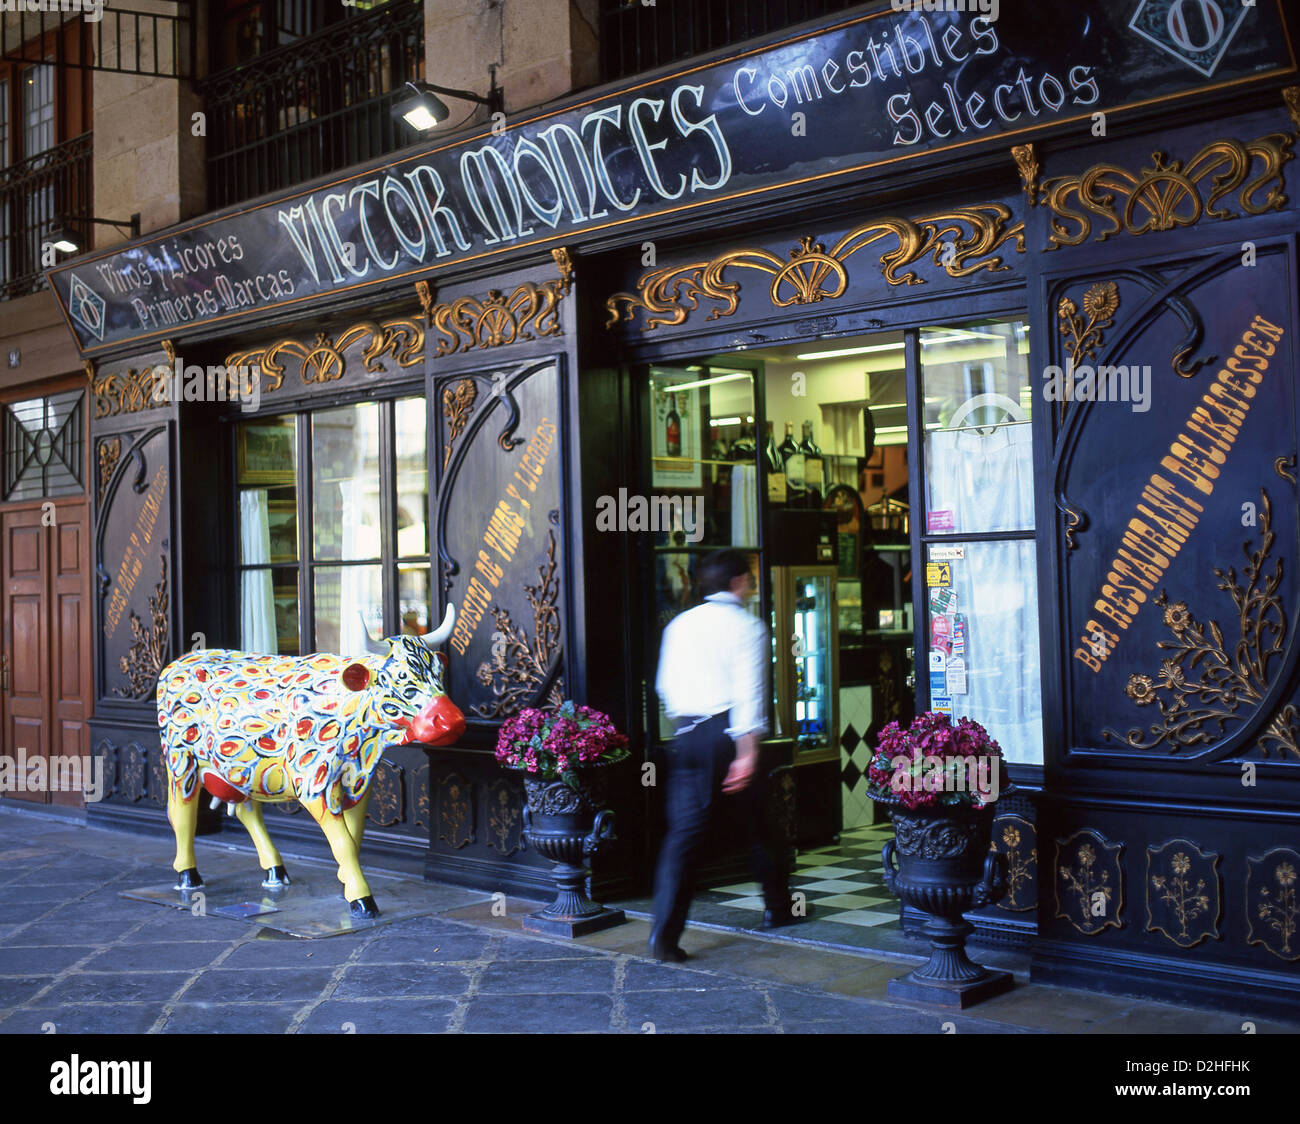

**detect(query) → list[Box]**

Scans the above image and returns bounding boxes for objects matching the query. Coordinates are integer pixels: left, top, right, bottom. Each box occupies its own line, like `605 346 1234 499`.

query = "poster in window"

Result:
266 499 298 563
237 419 296 484
651 385 702 489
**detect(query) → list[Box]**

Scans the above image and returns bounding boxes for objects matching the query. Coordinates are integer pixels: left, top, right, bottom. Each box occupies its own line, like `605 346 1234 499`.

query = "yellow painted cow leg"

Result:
166 772 202 887
342 789 372 853
234 800 285 873
305 794 372 904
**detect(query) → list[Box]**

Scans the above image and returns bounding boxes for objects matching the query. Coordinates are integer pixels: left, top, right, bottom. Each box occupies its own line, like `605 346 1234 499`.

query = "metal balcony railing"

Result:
0 132 92 302
599 0 866 83
200 0 425 211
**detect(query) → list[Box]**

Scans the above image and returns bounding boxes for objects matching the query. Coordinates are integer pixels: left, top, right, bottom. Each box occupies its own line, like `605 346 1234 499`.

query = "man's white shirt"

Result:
655 592 768 738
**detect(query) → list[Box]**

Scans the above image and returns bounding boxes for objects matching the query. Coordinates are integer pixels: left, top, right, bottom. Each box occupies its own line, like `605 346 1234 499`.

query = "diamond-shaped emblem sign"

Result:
1129 0 1252 78
67 273 106 342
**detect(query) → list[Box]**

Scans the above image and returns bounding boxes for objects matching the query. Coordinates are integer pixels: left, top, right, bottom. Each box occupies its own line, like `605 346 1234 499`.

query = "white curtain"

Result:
240 489 276 653
926 423 1033 534
339 478 369 654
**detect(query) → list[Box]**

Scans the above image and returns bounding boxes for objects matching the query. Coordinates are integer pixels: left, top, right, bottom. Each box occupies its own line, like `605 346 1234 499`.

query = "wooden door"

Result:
3 508 48 803
1 501 89 807
49 503 90 807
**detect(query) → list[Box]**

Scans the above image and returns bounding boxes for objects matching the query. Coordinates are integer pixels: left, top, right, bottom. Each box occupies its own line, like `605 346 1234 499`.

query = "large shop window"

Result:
919 321 1043 766
236 396 429 655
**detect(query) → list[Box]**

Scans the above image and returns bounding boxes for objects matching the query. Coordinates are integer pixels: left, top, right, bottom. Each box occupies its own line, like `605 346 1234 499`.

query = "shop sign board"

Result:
47 1 1294 356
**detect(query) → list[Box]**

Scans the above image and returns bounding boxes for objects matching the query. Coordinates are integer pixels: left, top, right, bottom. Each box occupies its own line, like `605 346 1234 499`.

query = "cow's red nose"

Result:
405 696 465 746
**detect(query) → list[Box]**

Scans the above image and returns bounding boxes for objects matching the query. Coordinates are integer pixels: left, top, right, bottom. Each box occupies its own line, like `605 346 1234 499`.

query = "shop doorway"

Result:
641 319 1040 948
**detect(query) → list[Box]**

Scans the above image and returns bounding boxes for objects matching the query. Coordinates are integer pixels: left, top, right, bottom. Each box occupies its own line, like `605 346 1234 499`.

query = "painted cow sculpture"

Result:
157 606 465 917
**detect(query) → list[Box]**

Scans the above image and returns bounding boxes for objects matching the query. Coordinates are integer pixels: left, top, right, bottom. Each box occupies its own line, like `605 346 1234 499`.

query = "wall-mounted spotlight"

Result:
392 74 502 132
48 213 141 254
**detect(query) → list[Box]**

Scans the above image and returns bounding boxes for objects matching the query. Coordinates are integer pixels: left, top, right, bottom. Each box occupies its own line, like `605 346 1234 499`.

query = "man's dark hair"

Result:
700 549 751 597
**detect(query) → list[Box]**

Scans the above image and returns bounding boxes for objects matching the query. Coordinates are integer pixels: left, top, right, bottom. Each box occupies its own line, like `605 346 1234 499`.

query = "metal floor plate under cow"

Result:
121 859 491 938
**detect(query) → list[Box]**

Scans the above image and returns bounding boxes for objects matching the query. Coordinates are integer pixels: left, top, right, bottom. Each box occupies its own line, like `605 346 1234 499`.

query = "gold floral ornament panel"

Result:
89 361 167 419
474 527 564 718
115 554 169 699
431 249 573 356
1055 829 1124 935
97 437 122 507
437 772 474 849
1246 847 1299 961
1056 281 1119 428
485 779 525 856
1104 490 1299 761
605 203 1025 331
225 315 424 394
1024 133 1294 251
365 759 404 827
1145 839 1221 949
442 378 478 470
991 815 1038 912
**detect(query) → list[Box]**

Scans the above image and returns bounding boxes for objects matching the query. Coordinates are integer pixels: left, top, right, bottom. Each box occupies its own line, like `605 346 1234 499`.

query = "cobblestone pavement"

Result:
2 807 1296 1035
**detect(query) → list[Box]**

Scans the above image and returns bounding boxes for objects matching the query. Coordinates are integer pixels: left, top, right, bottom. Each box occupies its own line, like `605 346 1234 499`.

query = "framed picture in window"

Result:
237 419 296 484
266 499 298 563
273 584 299 654
651 384 703 489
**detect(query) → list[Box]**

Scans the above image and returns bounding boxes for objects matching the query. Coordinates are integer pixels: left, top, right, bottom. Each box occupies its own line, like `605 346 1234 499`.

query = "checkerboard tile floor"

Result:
699 824 901 931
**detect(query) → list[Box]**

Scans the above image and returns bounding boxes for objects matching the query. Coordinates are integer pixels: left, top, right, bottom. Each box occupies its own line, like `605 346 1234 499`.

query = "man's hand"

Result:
722 733 759 793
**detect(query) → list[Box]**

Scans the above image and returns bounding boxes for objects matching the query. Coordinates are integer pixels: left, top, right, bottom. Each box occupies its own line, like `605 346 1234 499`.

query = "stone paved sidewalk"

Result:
1 807 1296 1035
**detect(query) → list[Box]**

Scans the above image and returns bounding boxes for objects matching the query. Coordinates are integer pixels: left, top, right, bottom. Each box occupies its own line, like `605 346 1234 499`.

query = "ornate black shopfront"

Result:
54 1 1300 1018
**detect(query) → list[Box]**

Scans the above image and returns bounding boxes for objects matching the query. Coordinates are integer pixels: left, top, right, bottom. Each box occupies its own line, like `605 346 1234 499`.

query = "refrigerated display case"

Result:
771 565 839 762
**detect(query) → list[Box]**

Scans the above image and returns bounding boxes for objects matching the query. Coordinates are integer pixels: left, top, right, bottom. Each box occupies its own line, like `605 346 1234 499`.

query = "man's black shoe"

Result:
647 939 689 962
763 903 815 929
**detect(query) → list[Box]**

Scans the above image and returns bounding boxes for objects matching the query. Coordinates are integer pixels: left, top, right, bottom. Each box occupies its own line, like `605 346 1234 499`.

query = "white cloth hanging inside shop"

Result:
926 423 1033 534
730 464 759 547
239 489 276 653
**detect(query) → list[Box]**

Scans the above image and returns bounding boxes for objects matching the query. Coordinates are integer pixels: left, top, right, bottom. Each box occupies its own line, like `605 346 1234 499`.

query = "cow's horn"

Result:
358 612 386 654
423 604 455 646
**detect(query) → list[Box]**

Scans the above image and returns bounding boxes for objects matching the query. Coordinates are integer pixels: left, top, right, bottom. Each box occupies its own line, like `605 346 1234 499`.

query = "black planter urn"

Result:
880 801 1012 1008
520 770 626 938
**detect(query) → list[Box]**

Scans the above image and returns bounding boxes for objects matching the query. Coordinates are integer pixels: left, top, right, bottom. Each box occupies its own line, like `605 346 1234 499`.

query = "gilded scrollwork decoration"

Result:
605 203 1025 331
120 742 146 803
411 762 430 830
486 779 524 856
1055 829 1123 935
430 249 571 357
992 816 1038 912
1283 86 1300 133
414 279 437 320
1012 143 1040 204
89 363 168 418
1246 847 1299 961
437 773 474 849
473 527 564 718
1145 839 1221 949
441 378 479 470
1030 133 1293 250
114 554 169 699
1058 498 1088 551
1274 454 1297 485
225 314 424 394
97 437 122 507
1104 490 1299 761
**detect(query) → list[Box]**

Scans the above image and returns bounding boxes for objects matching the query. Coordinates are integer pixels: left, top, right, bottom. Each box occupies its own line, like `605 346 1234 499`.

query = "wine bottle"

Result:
665 393 681 457
801 420 824 507
730 422 755 460
763 420 787 505
779 420 806 504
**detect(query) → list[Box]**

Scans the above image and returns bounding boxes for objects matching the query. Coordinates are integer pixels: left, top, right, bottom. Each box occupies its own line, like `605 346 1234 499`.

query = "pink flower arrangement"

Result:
494 700 629 789
865 711 1006 810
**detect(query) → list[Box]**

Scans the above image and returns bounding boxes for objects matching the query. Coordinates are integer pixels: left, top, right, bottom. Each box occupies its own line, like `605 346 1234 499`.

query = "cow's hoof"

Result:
348 896 379 919
261 865 291 889
174 868 203 890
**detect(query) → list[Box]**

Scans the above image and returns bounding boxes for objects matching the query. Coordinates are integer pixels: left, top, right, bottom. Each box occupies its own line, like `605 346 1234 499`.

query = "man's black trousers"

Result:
650 713 786 948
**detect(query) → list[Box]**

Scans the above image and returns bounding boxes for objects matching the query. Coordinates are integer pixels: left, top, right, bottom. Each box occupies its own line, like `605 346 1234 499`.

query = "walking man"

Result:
649 548 806 961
